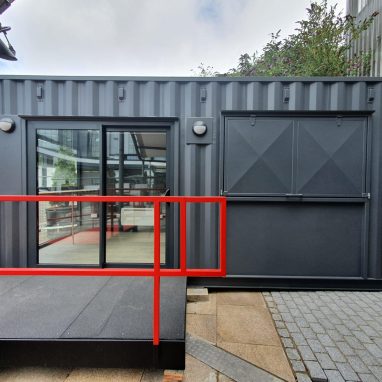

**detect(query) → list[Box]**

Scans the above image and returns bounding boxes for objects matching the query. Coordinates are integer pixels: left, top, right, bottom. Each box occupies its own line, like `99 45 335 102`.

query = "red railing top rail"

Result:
0 195 224 203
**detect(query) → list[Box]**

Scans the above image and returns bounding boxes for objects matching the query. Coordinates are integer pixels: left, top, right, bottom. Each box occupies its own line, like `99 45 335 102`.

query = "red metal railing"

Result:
0 195 227 345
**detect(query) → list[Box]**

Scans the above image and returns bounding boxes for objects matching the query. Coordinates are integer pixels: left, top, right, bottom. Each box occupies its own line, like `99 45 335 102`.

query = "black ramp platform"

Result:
0 276 186 369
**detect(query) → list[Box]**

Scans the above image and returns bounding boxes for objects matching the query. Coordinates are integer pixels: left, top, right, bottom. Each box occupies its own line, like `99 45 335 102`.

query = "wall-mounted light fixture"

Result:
0 117 15 133
192 120 207 136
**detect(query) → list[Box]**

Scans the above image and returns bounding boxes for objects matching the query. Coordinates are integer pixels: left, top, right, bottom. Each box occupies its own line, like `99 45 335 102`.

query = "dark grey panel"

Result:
227 202 364 277
0 276 186 340
63 277 186 340
224 118 294 194
296 118 367 195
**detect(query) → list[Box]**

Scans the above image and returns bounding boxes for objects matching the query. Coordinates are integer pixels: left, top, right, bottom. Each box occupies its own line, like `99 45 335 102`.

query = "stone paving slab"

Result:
264 291 382 382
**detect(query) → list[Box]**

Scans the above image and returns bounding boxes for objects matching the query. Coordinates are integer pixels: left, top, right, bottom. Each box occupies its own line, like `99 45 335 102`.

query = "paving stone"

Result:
305 314 319 323
272 314 282 321
312 310 326 319
346 355 370 373
354 349 380 367
320 319 335 330
281 338 294 348
353 331 373 344
296 372 313 382
305 361 327 382
298 345 316 361
317 334 335 347
336 362 360 381
358 374 378 382
326 330 344 342
364 343 382 358
311 323 326 335
281 312 294 322
344 336 365 350
307 339 325 353
336 341 355 356
335 325 352 336
286 348 301 361
326 347 346 363
277 328 290 338
286 322 300 333
295 317 310 328
301 327 317 340
360 326 379 338
326 315 342 325
291 360 306 372
277 304 289 313
290 308 302 317
315 353 336 370
324 369 345 382
291 332 308 346
275 320 286 329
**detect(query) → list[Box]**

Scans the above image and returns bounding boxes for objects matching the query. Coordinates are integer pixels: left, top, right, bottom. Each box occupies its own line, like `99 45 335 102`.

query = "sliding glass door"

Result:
29 122 172 268
37 129 101 264
105 130 168 265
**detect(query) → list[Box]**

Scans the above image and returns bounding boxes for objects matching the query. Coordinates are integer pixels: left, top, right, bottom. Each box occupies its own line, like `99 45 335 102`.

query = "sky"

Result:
0 0 347 76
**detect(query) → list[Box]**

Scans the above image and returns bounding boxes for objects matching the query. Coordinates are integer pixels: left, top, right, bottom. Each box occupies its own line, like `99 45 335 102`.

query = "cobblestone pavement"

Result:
264 291 382 382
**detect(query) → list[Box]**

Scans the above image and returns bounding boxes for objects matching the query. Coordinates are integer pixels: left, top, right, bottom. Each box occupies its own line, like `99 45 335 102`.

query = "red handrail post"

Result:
220 198 227 276
180 201 187 273
153 201 161 346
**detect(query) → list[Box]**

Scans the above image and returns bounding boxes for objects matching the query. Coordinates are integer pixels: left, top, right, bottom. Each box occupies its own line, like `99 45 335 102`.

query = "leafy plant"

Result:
193 1 378 77
51 146 77 190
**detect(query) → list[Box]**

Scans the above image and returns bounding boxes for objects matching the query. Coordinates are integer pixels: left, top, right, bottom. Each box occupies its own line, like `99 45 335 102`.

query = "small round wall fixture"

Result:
192 120 207 136
0 118 15 133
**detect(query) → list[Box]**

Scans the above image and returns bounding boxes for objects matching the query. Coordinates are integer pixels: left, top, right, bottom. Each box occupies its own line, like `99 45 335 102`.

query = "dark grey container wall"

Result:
0 76 381 283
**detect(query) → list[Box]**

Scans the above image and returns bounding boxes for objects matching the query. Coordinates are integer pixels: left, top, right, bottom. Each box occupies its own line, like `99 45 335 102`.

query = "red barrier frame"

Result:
0 195 227 345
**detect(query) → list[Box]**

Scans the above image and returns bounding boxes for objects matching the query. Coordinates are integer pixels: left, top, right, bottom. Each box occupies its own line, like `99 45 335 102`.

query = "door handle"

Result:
164 188 171 205
285 193 303 197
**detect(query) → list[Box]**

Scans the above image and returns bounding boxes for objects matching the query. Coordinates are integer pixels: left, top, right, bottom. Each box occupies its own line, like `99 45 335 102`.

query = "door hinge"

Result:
250 115 256 127
362 193 371 200
336 116 343 127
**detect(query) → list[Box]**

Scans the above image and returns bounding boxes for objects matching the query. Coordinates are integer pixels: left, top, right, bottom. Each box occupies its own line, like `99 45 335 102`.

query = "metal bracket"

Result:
250 115 256 127
36 85 43 101
368 87 375 103
283 87 290 103
118 87 125 101
336 116 342 127
200 88 207 103
362 193 371 200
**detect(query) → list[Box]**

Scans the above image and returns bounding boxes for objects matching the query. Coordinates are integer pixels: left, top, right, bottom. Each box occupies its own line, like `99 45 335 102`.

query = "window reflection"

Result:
37 129 100 264
105 132 167 264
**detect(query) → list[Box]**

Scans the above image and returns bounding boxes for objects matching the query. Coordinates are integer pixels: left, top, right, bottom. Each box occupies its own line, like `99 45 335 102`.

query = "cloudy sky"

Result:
0 0 346 76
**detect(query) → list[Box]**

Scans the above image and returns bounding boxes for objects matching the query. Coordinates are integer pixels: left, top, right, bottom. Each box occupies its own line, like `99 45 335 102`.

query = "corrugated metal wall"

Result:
0 77 379 116
347 0 382 76
0 76 381 281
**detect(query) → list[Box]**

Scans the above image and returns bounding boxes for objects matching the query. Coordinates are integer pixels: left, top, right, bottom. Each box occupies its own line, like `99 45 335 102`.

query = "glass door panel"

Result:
37 129 100 264
105 131 167 264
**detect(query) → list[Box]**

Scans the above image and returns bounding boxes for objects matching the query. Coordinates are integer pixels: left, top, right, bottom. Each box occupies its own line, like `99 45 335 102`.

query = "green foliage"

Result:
193 1 378 77
51 146 77 190
190 63 219 77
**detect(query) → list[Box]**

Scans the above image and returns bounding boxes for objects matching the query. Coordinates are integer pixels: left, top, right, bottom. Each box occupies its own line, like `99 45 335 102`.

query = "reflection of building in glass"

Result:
347 0 382 75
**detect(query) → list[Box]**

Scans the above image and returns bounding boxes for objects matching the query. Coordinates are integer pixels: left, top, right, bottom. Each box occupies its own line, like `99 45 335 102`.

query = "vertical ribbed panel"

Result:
1 78 379 116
